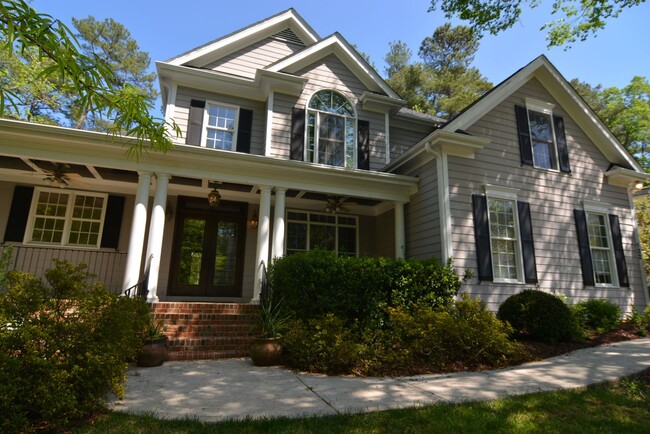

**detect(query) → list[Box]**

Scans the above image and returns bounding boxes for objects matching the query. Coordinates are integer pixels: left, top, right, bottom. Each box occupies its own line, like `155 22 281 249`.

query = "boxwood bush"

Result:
573 299 621 333
0 261 150 432
268 251 464 329
497 289 577 343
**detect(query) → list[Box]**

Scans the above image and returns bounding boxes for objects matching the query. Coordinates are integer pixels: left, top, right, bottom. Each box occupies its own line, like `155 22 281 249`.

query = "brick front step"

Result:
150 302 259 360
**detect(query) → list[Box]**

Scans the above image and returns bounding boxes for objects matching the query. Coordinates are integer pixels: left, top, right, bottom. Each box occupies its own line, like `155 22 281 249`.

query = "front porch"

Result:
0 119 419 307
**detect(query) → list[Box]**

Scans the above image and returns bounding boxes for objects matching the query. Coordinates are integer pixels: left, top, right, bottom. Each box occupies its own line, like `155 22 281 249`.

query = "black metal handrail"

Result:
123 254 153 300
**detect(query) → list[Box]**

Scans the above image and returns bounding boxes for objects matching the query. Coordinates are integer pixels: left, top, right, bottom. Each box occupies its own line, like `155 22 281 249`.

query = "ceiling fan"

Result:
37 163 89 188
324 196 354 214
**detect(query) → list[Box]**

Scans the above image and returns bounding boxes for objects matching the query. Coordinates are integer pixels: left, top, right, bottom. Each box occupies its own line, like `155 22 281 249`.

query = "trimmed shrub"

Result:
0 261 150 432
573 299 621 333
281 314 363 375
382 294 522 373
268 251 463 328
497 289 577 343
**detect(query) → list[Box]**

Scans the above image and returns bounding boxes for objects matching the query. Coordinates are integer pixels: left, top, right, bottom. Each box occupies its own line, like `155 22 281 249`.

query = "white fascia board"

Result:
267 34 400 99
257 69 308 96
156 62 265 101
360 91 405 113
166 9 319 67
0 119 418 202
384 130 489 173
444 55 642 172
605 166 650 188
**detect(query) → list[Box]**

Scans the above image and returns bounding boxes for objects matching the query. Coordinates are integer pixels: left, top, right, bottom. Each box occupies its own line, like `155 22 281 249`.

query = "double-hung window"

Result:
586 212 616 285
306 90 356 168
472 186 537 284
286 210 358 256
515 99 571 173
25 187 107 248
203 102 239 151
526 99 558 170
575 201 628 287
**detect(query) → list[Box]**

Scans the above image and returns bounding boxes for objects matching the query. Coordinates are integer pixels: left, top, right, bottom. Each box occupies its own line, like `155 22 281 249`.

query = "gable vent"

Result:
271 29 305 46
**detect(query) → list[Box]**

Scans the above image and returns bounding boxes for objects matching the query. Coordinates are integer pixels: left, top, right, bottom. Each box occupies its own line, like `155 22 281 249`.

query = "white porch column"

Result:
272 187 287 259
394 201 406 259
122 172 152 292
253 185 272 302
144 173 170 303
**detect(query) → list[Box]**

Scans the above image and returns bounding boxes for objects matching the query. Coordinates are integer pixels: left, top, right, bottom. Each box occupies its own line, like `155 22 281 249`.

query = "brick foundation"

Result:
150 302 259 361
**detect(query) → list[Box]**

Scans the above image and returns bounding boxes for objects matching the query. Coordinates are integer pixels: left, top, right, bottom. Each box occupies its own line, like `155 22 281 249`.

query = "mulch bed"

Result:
520 322 649 362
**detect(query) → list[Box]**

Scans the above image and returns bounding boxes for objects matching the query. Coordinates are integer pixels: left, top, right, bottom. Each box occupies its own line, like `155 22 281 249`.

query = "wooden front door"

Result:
169 197 247 297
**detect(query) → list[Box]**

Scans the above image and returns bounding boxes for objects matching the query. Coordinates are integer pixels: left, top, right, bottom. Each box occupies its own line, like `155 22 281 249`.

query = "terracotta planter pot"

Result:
137 337 168 367
249 338 282 366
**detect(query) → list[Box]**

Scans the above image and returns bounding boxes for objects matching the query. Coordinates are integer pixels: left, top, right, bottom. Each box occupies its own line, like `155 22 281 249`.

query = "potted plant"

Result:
249 296 291 366
137 315 168 367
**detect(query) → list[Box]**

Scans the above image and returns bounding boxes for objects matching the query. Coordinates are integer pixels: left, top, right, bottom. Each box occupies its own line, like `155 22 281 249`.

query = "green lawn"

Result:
74 372 650 433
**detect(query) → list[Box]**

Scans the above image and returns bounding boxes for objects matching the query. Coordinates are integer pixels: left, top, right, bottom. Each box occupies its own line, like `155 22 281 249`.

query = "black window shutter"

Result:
290 107 305 161
609 214 629 287
237 108 253 153
554 115 571 173
186 99 206 145
515 105 533 166
4 186 34 242
574 209 595 286
357 120 370 170
100 195 125 249
472 194 493 282
517 201 538 284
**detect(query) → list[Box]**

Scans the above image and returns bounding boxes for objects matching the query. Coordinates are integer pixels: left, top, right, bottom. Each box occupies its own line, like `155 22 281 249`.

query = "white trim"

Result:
385 112 390 165
167 9 319 66
584 210 619 288
628 186 650 307
265 91 274 156
442 55 643 172
267 33 400 99
484 184 519 201
201 100 240 151
24 187 108 249
163 81 177 126
582 200 612 214
285 209 359 256
438 153 453 262
525 98 555 115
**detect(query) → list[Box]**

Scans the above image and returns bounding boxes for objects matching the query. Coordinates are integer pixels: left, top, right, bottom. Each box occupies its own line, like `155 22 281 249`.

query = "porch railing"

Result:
1 244 128 294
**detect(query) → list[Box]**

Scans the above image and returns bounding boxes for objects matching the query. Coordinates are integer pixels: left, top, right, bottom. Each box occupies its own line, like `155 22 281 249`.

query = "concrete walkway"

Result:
109 338 650 422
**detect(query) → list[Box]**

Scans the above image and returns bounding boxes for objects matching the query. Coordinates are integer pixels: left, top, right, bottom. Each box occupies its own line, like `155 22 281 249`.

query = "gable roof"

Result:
266 32 401 99
443 55 642 172
167 8 319 67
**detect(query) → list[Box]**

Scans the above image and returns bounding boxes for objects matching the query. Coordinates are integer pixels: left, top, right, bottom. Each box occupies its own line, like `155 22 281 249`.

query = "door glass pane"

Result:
177 218 205 285
213 221 238 286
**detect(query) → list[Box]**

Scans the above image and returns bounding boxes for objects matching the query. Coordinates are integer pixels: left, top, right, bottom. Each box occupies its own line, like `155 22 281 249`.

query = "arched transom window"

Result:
307 90 356 168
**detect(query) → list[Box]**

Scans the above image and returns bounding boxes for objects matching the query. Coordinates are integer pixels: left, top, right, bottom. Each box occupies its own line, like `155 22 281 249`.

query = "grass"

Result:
73 370 650 434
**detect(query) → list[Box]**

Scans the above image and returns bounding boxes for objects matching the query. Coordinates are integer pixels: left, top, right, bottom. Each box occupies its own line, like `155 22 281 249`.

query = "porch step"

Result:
150 302 259 361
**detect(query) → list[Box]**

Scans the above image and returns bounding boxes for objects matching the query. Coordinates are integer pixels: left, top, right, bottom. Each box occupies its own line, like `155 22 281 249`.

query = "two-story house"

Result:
1 9 648 320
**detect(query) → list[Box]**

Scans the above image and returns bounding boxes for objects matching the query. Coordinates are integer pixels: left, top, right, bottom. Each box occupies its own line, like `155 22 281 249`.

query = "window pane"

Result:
491 239 518 280
592 249 613 284
177 218 205 286
338 226 356 256
206 129 234 150
309 224 336 251
307 113 316 163
489 199 516 239
31 191 69 244
287 222 307 250
587 214 609 248
528 110 557 169
213 222 238 287
69 194 104 247
207 105 236 130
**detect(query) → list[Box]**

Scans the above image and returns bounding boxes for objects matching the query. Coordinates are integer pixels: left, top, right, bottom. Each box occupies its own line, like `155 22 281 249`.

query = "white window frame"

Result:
306 90 357 169
24 187 108 249
525 98 559 171
485 185 524 284
582 201 618 287
201 101 239 151
285 209 359 256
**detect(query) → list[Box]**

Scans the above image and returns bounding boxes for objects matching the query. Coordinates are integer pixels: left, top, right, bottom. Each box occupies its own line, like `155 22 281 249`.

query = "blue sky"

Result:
32 0 650 91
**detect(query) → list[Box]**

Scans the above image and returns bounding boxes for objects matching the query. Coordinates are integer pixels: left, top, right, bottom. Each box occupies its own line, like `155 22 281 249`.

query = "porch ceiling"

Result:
0 119 418 214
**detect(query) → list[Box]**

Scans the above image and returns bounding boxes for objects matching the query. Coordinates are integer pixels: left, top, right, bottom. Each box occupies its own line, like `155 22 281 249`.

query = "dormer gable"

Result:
167 8 319 68
267 33 401 100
